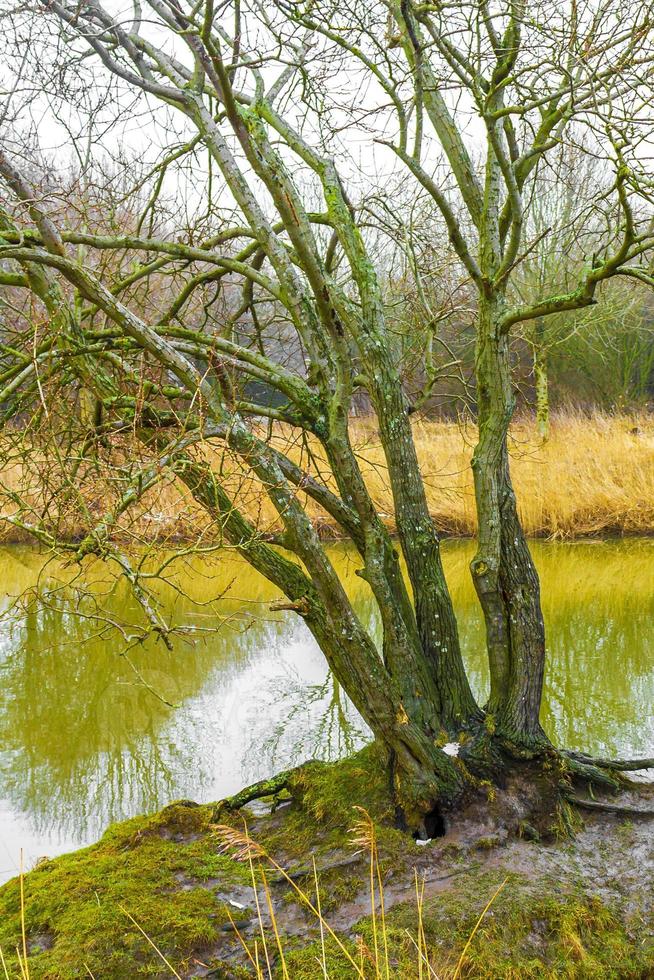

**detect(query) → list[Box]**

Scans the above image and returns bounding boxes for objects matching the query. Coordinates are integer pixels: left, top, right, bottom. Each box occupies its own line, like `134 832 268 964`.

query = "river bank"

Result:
1 412 653 544
0 747 652 979
1 539 652 977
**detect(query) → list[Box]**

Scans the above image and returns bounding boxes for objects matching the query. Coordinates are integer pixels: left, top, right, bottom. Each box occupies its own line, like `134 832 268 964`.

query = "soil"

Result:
192 778 654 970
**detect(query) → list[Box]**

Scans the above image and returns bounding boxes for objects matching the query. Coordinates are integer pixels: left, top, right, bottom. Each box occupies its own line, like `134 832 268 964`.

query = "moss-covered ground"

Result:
0 747 652 979
284 879 654 979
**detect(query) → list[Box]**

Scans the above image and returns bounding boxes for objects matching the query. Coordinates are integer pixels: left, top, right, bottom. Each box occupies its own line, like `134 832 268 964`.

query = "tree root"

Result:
565 750 654 772
207 742 653 837
564 792 654 817
497 735 552 761
212 762 315 816
564 756 623 792
476 737 631 794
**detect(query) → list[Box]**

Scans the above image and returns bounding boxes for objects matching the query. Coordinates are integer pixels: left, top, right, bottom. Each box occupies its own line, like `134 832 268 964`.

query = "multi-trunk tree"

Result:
1 0 654 825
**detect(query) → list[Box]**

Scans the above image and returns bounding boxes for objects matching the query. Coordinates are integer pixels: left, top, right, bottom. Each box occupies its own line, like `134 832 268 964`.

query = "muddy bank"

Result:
0 749 652 978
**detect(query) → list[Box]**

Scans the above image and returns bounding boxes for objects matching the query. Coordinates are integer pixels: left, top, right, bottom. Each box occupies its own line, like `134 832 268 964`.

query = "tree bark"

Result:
0 147 469 816
373 372 480 732
175 455 468 814
470 297 547 747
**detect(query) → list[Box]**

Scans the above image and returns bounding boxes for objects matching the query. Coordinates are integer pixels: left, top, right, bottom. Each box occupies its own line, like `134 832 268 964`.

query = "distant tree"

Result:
509 143 653 432
373 192 477 415
293 0 654 747
549 283 654 411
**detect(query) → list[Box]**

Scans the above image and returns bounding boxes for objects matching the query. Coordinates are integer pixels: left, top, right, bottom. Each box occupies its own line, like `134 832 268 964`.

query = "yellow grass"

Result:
402 410 654 538
0 411 652 542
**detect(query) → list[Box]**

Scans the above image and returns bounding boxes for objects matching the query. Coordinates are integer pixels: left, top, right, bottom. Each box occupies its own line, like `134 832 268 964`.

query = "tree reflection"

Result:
445 540 654 758
0 553 312 843
251 675 369 777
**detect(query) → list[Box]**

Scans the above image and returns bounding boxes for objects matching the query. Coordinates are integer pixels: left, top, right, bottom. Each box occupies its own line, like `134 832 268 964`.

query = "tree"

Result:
0 0 653 827
375 191 478 417
290 0 654 746
509 143 653 433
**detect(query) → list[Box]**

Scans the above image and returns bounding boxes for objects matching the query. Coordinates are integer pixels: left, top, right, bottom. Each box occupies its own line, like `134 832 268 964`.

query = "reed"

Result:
209 813 506 979
0 828 506 980
0 812 505 979
352 410 654 539
1 411 652 543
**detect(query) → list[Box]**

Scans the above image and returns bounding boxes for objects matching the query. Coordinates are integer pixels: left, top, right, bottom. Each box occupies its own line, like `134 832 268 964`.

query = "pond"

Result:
1 539 653 883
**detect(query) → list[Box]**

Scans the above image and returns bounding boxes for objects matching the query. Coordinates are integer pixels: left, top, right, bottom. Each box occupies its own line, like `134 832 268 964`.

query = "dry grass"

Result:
408 410 654 538
0 411 652 543
209 814 507 980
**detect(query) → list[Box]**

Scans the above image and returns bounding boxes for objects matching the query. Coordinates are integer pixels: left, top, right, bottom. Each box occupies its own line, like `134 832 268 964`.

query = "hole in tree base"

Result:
413 805 447 841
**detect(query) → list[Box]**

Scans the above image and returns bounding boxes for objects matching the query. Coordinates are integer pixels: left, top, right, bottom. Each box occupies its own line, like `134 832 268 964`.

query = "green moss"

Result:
434 878 654 978
2 762 652 980
284 934 360 978
0 802 247 979
373 872 652 979
473 835 501 850
0 768 386 979
288 743 393 828
283 872 654 979
311 865 365 916
550 799 585 840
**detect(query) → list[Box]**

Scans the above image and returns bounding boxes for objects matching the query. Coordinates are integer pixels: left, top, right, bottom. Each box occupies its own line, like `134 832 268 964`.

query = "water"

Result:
0 539 653 883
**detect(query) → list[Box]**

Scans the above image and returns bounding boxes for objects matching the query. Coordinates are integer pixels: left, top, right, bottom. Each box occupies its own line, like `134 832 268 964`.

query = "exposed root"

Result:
465 735 628 795
212 762 316 815
554 798 584 837
566 750 654 772
564 793 654 817
564 756 623 793
463 737 654 831
208 741 653 848
497 735 552 761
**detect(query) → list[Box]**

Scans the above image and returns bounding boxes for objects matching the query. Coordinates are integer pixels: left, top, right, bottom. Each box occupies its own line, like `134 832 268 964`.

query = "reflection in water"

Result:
0 539 653 881
444 540 654 758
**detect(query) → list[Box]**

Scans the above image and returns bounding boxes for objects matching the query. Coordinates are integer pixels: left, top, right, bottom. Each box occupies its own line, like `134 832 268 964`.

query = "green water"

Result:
0 539 653 881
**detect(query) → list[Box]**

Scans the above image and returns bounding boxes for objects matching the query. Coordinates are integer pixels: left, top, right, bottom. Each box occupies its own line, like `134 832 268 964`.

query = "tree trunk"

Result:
533 319 549 441
470 297 548 748
372 363 481 732
175 455 468 816
321 429 448 736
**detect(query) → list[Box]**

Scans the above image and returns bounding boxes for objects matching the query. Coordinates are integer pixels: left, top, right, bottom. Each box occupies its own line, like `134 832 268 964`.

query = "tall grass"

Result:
1 411 652 543
355 411 654 538
210 813 507 979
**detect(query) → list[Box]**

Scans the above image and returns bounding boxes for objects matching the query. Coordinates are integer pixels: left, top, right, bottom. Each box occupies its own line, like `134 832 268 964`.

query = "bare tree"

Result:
0 0 653 826
509 143 652 434
289 0 654 746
